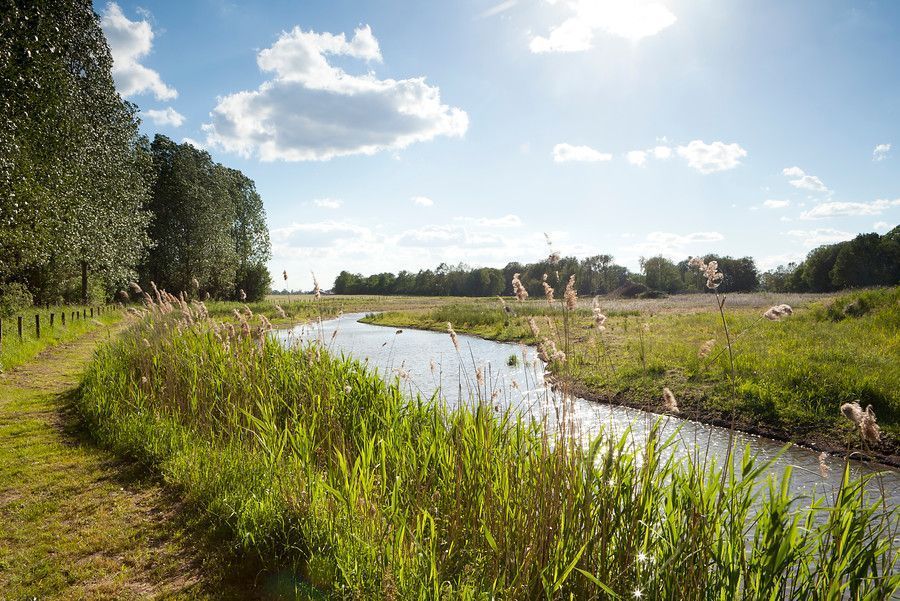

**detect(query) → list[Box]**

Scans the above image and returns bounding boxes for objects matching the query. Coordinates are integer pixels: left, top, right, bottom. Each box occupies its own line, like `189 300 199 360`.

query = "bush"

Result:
235 263 271 302
0 282 33 317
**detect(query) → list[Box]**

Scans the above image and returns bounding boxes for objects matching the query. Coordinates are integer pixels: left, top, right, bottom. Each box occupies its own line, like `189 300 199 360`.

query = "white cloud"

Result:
873 221 890 231
626 150 648 167
181 137 205 150
873 143 891 161
203 25 468 161
757 252 805 271
479 0 518 19
786 228 854 247
313 198 343 209
762 199 790 209
651 145 672 159
800 199 900 219
627 231 724 256
101 3 177 100
144 107 185 127
412 196 434 207
676 140 747 174
464 214 523 228
782 166 829 193
530 0 677 53
553 143 612 163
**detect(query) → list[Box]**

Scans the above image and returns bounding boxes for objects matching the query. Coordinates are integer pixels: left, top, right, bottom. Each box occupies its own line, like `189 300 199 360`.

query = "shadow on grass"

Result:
54 386 327 601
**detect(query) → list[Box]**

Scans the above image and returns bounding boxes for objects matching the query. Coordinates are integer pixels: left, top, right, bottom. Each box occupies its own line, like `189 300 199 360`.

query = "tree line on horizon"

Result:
0 1 271 316
330 227 899 297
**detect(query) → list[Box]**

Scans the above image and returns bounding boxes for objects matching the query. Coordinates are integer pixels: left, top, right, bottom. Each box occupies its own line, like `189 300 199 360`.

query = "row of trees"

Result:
332 253 763 297
334 230 899 298
0 1 271 314
761 228 900 292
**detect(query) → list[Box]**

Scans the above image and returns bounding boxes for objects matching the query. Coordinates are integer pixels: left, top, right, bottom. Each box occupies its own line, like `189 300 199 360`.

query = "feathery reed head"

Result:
511 273 529 302
698 339 715 358
447 322 460 351
662 387 680 414
542 281 555 304
312 271 321 300
840 401 881 444
239 289 247 301
564 274 577 311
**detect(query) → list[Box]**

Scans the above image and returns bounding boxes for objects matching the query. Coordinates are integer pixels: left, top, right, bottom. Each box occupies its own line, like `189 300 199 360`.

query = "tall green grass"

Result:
0 305 120 372
77 307 898 599
367 288 900 446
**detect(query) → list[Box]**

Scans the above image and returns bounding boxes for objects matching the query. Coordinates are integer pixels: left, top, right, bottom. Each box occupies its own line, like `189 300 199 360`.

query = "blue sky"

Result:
96 0 900 288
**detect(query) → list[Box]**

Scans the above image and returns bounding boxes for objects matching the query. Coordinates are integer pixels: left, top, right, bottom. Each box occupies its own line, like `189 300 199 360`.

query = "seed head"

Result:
447 322 460 351
563 274 577 311
662 387 680 414
542 281 555 304
239 289 247 301
698 339 715 358
511 273 529 302
840 401 881 444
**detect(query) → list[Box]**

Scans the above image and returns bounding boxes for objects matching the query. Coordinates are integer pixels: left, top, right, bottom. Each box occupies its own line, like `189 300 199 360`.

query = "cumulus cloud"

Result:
676 140 747 174
786 228 854 247
144 107 185 127
873 143 891 162
873 221 890 231
626 150 648 167
800 199 900 220
313 198 343 209
101 3 177 100
762 199 790 209
458 214 523 228
530 0 677 53
651 145 673 159
203 25 468 161
782 166 829 193
181 137 205 150
626 231 724 256
553 143 612 163
412 196 434 207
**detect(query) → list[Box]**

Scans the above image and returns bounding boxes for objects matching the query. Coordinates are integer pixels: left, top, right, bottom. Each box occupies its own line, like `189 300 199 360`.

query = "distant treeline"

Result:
333 227 899 297
0 1 271 315
762 227 899 292
333 254 762 297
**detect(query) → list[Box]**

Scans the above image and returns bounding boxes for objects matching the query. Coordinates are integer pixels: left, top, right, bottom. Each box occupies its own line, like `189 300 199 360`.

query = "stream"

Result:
274 312 900 504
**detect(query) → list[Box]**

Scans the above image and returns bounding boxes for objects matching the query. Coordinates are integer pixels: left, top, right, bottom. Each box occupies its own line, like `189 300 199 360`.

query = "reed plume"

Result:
239 289 247 301
542 280 555 304
563 274 577 311
511 273 529 302
840 401 881 443
662 387 680 413
764 304 793 321
698 339 715 358
447 322 460 351
312 272 321 300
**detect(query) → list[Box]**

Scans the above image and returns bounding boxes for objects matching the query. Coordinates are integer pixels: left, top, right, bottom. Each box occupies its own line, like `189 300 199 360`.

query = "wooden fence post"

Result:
35 314 40 338
50 313 54 327
62 312 66 326
17 316 23 339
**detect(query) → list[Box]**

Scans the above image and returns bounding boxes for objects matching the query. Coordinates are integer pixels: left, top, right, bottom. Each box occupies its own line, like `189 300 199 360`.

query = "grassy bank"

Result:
0 305 120 373
77 299 898 598
364 288 900 463
0 322 252 599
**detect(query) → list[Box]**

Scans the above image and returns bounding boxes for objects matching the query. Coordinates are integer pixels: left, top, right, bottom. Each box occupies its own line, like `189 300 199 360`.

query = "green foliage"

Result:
78 313 899 599
0 0 153 304
0 282 33 316
140 135 271 300
763 227 899 293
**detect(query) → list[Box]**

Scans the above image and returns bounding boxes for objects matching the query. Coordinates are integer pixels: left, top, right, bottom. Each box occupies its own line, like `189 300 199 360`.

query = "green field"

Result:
363 288 900 463
69 294 898 599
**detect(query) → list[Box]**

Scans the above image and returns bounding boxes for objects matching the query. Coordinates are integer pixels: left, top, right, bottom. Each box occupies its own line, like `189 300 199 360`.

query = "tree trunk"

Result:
81 260 88 303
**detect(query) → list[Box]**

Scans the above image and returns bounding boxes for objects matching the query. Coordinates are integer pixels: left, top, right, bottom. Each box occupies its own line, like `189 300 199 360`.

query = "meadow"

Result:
364 287 900 464
0 304 121 373
74 291 899 599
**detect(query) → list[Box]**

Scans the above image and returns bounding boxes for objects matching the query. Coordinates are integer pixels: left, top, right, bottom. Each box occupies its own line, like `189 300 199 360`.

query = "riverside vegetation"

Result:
75 278 899 598
366 286 900 464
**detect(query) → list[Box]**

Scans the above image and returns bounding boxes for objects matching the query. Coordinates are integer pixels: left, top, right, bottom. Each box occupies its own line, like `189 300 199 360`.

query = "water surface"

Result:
275 313 900 503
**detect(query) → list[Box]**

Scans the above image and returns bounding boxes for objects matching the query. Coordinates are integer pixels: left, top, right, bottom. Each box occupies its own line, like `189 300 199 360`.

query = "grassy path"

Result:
0 322 253 600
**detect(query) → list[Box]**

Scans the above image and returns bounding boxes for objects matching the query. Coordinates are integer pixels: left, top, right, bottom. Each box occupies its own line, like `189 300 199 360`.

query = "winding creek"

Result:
275 312 900 504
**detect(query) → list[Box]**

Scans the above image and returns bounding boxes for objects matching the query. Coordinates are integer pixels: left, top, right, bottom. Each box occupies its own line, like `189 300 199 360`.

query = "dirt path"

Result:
0 323 256 600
